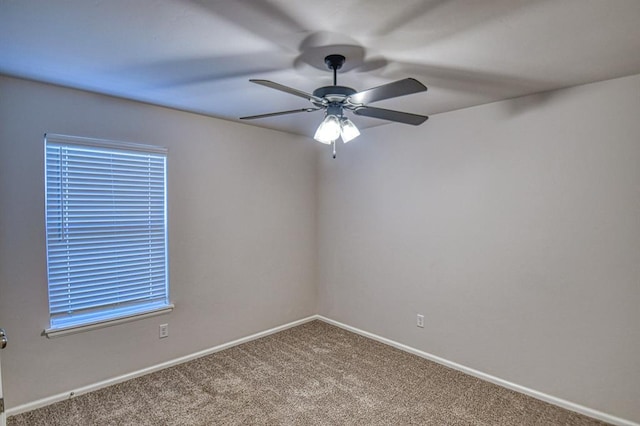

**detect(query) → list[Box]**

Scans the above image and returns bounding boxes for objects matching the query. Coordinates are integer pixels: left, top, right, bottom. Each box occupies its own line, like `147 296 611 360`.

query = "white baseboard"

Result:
6 315 318 417
8 314 638 426
317 315 638 426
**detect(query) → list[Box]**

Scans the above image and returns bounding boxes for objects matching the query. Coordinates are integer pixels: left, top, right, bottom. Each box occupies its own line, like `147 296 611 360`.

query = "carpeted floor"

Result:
9 320 608 425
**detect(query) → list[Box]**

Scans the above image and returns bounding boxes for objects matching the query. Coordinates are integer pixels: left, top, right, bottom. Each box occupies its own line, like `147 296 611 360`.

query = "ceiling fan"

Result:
240 54 428 157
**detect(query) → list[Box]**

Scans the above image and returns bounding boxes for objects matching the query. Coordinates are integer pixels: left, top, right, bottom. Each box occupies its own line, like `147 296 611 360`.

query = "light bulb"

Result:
340 117 360 143
314 114 341 144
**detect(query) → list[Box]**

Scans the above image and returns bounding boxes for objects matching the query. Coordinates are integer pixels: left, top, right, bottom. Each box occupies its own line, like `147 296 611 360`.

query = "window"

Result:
44 134 171 336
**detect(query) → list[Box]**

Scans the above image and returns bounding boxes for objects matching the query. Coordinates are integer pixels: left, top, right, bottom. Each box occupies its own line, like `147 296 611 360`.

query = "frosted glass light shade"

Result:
314 115 341 144
340 118 360 143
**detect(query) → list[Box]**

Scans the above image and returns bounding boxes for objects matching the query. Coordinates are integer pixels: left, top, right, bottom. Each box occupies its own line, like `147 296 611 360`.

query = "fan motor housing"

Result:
313 85 357 103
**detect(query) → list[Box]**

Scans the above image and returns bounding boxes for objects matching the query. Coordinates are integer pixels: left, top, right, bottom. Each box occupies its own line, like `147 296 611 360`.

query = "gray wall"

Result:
0 76 318 408
317 73 640 422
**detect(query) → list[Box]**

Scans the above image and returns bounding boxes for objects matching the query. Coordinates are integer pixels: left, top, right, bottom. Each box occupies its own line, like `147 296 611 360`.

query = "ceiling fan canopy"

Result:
240 54 429 155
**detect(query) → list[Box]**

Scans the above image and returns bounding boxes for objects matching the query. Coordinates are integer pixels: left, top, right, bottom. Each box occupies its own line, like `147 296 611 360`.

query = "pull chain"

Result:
332 140 337 159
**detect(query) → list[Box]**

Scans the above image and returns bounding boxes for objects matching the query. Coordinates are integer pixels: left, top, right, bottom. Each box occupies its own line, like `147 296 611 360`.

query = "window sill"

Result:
44 304 174 338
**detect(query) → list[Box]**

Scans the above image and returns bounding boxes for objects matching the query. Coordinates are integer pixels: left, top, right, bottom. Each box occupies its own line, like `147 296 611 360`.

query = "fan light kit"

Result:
240 54 428 158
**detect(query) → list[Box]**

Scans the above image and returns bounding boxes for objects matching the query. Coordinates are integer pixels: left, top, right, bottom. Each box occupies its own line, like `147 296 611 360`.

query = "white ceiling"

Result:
2 0 640 137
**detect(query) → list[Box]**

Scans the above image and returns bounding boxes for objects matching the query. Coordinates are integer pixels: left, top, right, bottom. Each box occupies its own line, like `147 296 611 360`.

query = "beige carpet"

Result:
9 320 608 425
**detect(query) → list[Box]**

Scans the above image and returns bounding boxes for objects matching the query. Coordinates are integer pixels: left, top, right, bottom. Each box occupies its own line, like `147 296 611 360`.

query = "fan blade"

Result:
250 80 325 104
353 106 428 125
348 78 427 105
240 108 320 120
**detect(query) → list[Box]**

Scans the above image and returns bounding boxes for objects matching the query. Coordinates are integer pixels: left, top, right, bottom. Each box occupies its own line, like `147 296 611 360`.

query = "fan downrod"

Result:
325 54 345 86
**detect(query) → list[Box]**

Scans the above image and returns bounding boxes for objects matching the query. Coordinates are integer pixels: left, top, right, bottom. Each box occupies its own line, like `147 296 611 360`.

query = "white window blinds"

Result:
44 134 170 332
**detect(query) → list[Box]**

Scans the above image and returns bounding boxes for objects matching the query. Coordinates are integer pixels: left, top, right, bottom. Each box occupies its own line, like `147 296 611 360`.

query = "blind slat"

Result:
51 291 166 314
48 253 166 275
50 280 167 304
50 282 167 305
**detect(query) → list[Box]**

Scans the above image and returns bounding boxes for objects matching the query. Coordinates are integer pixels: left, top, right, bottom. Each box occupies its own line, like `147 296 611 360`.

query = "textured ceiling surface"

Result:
2 0 640 136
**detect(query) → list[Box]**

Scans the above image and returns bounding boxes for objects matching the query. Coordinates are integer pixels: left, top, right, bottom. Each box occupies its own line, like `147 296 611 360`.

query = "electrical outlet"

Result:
417 314 424 328
159 323 169 339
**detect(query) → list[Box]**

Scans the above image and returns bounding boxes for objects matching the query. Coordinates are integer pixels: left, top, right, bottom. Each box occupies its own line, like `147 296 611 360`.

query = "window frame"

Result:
43 133 173 338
